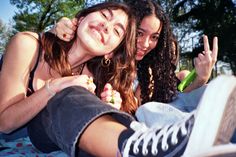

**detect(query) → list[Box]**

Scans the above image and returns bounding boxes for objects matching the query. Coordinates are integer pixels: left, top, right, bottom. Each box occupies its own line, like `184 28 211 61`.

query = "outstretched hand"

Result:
194 35 218 84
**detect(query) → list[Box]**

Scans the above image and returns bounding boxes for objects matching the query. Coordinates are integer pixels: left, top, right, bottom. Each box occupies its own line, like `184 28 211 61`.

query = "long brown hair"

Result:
86 3 137 114
127 0 178 104
42 2 138 114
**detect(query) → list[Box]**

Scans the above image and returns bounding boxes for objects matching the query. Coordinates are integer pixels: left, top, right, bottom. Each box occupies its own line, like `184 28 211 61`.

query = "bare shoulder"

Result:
0 31 43 85
4 31 41 66
8 31 39 50
176 70 191 81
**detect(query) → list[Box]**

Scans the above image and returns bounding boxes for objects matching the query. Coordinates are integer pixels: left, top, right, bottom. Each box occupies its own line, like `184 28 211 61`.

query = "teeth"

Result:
91 29 101 40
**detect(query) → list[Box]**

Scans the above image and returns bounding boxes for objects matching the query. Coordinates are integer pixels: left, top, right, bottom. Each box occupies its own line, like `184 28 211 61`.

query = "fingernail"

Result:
104 86 109 91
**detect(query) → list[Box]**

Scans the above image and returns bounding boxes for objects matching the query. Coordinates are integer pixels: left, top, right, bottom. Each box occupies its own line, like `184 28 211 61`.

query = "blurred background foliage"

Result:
0 0 235 76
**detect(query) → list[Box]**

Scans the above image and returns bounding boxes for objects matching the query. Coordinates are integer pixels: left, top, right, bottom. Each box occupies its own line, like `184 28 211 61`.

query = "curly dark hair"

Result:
127 0 178 104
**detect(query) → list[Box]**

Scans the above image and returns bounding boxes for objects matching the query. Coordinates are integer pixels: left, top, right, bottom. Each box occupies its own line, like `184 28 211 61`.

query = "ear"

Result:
104 52 114 59
72 18 78 26
77 17 84 25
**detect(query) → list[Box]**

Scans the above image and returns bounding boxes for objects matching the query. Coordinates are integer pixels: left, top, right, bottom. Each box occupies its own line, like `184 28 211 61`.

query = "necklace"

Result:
71 63 85 76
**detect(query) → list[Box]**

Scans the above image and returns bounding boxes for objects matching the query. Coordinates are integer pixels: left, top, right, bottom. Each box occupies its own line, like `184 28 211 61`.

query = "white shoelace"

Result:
123 113 194 157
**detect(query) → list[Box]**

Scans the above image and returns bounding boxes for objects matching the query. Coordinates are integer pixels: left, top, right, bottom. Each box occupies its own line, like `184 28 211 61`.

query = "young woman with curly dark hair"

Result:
129 0 178 104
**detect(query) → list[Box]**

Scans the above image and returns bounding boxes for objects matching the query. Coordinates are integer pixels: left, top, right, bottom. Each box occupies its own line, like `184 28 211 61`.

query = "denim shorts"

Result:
27 86 135 157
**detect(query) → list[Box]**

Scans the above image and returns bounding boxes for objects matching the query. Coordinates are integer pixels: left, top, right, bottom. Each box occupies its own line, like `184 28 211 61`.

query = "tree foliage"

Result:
0 19 13 53
10 0 85 32
173 0 236 74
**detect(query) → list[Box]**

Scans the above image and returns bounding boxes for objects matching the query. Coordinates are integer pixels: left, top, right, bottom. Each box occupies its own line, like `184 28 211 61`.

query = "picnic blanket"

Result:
0 137 68 157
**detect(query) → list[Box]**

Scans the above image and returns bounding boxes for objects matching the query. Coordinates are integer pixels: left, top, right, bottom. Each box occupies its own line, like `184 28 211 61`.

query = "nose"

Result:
99 22 108 34
140 37 150 48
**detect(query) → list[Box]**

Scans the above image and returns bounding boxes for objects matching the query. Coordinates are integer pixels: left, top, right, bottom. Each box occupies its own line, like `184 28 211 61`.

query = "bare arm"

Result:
0 32 96 133
0 32 54 133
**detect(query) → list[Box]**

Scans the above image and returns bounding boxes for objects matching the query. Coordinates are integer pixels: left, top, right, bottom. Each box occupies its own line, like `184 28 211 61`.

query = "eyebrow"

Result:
108 8 126 34
116 23 126 35
107 8 113 18
138 28 160 35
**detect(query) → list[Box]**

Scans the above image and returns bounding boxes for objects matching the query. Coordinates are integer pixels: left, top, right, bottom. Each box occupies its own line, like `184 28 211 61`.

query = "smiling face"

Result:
135 14 162 61
76 8 128 56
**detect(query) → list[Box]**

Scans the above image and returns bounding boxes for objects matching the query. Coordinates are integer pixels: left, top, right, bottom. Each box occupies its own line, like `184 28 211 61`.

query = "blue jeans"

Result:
27 86 134 157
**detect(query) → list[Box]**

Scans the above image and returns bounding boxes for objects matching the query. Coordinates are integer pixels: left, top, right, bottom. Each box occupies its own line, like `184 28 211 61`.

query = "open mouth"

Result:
136 49 145 56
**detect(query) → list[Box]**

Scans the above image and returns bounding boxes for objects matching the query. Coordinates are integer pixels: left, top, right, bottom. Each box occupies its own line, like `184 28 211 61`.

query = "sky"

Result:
0 0 17 24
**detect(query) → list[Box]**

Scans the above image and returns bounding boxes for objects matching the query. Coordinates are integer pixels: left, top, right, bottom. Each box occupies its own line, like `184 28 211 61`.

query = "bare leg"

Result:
79 115 127 157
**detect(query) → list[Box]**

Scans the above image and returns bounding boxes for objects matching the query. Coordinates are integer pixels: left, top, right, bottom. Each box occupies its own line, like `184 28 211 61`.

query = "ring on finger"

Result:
86 77 93 85
109 90 115 104
109 96 115 104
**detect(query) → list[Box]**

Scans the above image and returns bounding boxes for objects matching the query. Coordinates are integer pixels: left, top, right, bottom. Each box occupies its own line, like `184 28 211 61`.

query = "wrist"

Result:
45 80 56 97
195 76 208 85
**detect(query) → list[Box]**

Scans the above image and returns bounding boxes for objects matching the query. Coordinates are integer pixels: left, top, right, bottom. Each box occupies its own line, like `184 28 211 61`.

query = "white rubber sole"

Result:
183 75 236 156
192 143 236 157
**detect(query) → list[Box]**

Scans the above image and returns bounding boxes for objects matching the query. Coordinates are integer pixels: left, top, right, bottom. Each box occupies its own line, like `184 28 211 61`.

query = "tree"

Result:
173 0 236 74
0 19 13 53
85 0 105 7
10 0 86 32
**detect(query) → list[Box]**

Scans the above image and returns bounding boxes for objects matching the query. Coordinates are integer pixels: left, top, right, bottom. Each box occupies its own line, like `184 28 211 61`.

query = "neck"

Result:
68 38 94 68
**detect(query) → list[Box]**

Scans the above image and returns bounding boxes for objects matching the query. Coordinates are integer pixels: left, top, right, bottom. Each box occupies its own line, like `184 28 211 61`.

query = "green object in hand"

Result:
178 69 197 92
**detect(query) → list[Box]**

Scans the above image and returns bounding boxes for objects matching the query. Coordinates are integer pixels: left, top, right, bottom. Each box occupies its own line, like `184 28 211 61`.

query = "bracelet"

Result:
45 80 56 97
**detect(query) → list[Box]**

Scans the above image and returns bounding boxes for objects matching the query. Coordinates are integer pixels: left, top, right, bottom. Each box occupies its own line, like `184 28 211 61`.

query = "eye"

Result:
151 35 159 41
101 11 108 19
101 9 111 20
114 29 120 36
137 31 143 37
114 27 124 37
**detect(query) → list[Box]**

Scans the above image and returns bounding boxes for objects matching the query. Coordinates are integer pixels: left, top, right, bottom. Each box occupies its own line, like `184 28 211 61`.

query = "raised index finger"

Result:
203 35 210 52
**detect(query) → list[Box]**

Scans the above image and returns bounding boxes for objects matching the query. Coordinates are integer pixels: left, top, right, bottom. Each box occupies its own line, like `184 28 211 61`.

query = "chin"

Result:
135 56 143 61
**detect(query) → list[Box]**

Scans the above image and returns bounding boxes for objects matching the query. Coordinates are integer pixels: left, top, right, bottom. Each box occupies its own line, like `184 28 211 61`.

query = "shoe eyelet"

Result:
181 130 187 136
133 147 139 155
162 144 169 151
152 149 158 155
171 138 178 145
181 125 188 136
142 149 148 156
